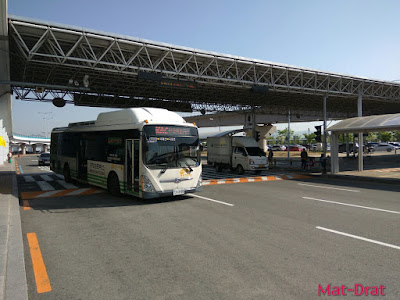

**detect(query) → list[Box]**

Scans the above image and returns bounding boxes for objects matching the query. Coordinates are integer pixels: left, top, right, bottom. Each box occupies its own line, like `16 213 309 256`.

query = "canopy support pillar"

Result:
331 133 339 173
358 90 363 171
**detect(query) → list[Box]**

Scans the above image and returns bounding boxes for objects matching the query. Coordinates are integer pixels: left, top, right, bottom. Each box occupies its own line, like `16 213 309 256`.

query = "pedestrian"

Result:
320 153 326 174
301 148 308 170
268 148 273 167
7 150 12 163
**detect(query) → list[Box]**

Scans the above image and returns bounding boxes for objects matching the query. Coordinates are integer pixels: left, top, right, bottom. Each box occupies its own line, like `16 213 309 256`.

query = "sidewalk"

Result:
269 156 400 184
0 161 28 300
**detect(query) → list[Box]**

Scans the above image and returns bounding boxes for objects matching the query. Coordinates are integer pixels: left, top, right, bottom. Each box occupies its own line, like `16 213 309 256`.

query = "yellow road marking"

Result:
27 233 52 293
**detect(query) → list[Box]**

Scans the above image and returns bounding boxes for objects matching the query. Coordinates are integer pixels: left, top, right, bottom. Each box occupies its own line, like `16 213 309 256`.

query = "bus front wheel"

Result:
237 164 245 175
107 172 121 196
63 164 72 183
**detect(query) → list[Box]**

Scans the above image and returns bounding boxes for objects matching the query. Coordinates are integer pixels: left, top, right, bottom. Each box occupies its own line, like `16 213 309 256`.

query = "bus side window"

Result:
106 136 124 164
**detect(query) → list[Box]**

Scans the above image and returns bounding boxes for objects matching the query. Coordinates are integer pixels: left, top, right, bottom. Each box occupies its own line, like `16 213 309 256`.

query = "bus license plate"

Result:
259 164 265 168
173 189 185 196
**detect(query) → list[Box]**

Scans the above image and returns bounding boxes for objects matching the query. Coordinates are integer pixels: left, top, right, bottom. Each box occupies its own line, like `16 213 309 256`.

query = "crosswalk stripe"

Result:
24 176 35 182
56 180 78 189
36 181 55 191
40 175 53 181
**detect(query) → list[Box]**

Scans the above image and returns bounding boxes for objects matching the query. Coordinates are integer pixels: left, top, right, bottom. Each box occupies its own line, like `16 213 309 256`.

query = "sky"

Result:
7 0 400 136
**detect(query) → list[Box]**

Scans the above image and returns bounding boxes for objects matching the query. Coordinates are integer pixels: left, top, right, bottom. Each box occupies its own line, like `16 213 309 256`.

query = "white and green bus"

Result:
50 108 202 199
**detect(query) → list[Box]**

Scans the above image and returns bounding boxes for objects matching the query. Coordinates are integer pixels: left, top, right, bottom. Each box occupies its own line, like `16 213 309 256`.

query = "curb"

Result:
4 173 28 300
0 161 29 300
203 174 310 186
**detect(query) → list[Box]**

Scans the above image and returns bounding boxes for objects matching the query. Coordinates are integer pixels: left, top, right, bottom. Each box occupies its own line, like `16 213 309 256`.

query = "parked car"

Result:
389 142 400 150
369 143 395 152
338 143 359 153
286 144 305 151
270 145 286 151
38 152 50 165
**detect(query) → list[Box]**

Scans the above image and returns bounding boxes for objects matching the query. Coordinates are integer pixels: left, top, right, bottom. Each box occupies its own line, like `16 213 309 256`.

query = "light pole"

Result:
38 112 53 138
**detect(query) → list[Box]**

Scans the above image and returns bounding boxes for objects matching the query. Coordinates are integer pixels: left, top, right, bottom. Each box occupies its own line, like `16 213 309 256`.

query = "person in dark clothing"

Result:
268 148 273 167
301 148 308 170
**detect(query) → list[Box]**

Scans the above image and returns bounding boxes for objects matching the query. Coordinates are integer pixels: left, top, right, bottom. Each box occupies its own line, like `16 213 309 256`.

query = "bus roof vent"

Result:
95 108 185 126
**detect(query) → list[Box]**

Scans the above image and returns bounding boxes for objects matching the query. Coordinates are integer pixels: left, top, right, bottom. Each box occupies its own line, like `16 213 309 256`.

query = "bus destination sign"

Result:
155 126 191 136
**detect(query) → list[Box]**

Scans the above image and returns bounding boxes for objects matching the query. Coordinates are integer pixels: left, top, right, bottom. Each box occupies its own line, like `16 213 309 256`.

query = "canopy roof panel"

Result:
327 113 400 133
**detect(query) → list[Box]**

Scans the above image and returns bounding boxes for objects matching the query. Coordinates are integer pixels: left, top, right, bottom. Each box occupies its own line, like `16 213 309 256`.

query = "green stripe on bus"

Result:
87 173 107 180
89 178 105 184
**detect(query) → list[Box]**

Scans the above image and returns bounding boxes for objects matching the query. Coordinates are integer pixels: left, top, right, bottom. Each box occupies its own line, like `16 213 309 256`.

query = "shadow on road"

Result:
21 192 192 211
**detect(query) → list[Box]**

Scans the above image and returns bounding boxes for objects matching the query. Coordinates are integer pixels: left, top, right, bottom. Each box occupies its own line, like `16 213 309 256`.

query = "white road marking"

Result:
55 174 64 179
65 188 91 196
23 176 35 183
56 180 78 189
40 175 53 181
298 183 359 192
302 197 400 214
191 194 234 206
36 181 55 191
36 191 61 198
316 226 400 250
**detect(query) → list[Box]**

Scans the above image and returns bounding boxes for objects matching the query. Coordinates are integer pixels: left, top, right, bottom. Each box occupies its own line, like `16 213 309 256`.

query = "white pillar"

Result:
0 0 13 136
256 124 276 152
323 95 327 158
287 110 291 159
358 90 363 171
331 133 339 174
21 143 26 155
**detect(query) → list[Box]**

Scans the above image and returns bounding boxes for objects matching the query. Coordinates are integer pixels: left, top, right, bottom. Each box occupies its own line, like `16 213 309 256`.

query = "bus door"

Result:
78 138 88 180
125 139 140 193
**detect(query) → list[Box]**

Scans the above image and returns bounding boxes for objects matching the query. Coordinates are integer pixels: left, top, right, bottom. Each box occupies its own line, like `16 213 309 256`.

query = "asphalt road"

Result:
17 155 400 299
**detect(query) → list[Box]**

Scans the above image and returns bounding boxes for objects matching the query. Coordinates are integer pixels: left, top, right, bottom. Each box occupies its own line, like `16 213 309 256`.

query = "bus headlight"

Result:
196 173 202 188
141 175 156 192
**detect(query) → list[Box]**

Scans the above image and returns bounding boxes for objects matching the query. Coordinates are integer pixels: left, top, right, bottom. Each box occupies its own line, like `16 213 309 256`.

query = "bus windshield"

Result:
143 125 200 169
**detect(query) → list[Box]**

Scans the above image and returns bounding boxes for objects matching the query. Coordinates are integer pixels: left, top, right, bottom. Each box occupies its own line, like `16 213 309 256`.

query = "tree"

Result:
338 133 354 143
303 133 316 148
277 128 294 144
377 131 392 142
364 132 377 143
393 131 400 142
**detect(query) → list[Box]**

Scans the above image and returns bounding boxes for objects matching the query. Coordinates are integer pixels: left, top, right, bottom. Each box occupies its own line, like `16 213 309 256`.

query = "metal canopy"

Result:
7 15 400 116
327 113 400 133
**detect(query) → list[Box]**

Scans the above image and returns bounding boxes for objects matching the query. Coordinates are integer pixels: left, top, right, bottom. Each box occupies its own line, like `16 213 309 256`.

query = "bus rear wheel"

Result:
107 172 121 196
63 164 72 183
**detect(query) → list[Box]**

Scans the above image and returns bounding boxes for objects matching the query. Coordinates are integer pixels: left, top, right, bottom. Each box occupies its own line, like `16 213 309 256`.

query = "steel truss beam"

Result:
7 16 400 114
